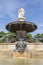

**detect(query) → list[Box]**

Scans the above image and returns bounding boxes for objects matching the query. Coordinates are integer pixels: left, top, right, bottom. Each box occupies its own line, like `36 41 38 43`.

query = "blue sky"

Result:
0 0 43 35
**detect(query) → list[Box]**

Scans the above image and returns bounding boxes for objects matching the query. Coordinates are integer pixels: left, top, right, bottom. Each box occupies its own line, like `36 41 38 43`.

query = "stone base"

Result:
13 51 30 58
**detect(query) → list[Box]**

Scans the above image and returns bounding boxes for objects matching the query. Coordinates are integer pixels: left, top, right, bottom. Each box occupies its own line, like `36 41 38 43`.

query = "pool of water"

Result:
0 57 43 65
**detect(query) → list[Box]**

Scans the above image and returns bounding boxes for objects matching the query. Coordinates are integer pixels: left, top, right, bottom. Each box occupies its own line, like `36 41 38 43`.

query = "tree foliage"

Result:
0 31 43 43
34 33 43 42
34 33 41 38
25 33 32 38
0 31 16 43
0 31 5 37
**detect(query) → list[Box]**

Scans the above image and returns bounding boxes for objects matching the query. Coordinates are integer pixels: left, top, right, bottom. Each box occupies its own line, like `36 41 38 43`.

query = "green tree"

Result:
0 31 5 37
26 33 32 38
34 33 43 42
34 33 41 38
0 32 17 43
40 34 43 38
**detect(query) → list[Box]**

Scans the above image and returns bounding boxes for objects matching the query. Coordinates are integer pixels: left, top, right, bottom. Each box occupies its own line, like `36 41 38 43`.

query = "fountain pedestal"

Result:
16 31 26 40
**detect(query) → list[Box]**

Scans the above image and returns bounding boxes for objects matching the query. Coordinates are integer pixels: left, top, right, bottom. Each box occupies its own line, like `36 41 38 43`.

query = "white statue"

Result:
18 8 25 19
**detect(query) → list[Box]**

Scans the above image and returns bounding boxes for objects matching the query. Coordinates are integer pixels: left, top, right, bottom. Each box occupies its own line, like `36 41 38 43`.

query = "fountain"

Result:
6 8 37 54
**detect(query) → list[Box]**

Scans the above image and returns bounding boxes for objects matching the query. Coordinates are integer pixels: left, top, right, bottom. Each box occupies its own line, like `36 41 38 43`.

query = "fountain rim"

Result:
5 21 37 33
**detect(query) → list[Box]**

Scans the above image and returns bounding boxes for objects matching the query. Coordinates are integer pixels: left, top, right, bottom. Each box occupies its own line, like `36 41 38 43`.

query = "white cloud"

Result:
38 24 43 27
